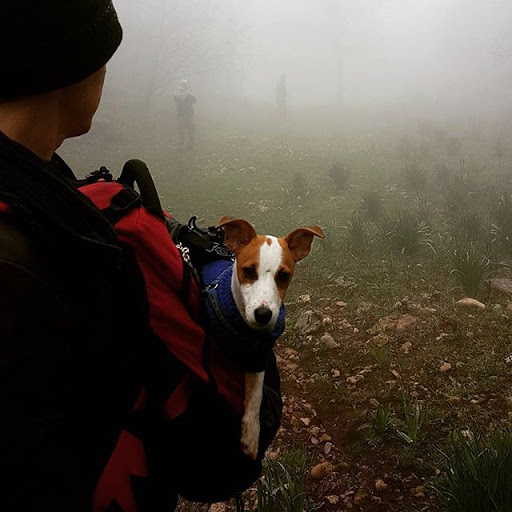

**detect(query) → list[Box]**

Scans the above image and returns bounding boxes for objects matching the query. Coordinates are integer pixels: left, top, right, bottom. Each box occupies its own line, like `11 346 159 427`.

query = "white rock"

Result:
347 374 364 384
324 442 333 454
321 333 339 348
440 362 452 372
401 341 412 354
455 298 486 310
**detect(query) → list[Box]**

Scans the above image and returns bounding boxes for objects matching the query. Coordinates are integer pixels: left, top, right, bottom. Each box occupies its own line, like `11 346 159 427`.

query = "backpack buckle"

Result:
110 187 142 212
86 166 113 183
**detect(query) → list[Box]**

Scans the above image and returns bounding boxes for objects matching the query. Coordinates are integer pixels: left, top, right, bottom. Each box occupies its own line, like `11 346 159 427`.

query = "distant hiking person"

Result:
174 79 196 151
276 74 287 120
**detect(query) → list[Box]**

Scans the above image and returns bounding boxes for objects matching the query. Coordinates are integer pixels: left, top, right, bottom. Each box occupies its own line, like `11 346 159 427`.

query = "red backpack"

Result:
77 160 282 510
0 143 282 511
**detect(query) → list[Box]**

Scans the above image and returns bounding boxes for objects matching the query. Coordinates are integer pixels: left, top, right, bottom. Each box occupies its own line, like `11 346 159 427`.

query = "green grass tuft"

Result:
450 243 490 298
257 448 319 512
328 161 351 190
435 428 512 512
382 210 433 255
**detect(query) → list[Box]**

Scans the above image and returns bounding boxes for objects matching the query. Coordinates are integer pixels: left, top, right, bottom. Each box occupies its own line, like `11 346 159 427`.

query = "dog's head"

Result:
217 216 325 330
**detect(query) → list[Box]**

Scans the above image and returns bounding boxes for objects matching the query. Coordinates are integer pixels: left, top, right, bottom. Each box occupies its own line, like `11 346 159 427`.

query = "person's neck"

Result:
0 92 64 161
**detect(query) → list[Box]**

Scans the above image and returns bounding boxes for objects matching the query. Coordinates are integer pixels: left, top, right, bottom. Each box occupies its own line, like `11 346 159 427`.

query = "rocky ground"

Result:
178 279 512 512
266 281 512 512
62 127 512 512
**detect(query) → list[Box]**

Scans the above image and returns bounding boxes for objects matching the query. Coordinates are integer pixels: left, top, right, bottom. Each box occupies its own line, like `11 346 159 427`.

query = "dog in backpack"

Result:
200 216 324 460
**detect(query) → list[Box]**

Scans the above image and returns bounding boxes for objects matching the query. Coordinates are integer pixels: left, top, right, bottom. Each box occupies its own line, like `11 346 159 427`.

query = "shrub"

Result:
401 163 427 193
328 161 351 190
316 220 341 258
491 193 512 256
291 172 310 200
342 211 369 253
442 173 476 215
360 189 383 222
435 428 512 512
396 395 426 445
455 212 484 243
414 196 433 227
450 243 490 298
382 210 433 255
257 448 318 512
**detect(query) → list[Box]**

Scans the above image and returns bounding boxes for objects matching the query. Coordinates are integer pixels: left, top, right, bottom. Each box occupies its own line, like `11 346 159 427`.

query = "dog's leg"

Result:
241 371 265 460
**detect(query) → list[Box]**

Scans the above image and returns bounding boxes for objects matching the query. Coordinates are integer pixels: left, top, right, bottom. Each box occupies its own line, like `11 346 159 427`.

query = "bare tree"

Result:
123 0 243 108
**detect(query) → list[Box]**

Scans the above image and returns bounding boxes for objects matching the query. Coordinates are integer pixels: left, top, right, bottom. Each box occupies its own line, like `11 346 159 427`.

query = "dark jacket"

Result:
0 133 282 511
0 147 152 510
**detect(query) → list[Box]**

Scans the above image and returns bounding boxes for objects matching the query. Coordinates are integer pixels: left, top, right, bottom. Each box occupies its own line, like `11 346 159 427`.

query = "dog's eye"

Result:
277 270 290 283
243 267 257 279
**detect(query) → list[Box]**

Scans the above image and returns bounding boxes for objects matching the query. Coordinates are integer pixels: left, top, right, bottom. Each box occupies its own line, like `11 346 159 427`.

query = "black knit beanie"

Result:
2 0 122 97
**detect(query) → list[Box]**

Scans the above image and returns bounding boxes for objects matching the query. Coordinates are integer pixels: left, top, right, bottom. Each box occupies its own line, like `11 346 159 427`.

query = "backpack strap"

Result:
0 132 122 263
91 160 162 225
101 187 143 225
117 159 164 219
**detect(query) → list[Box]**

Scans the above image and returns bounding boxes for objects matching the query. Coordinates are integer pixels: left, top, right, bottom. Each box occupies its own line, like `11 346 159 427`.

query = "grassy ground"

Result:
62 111 512 511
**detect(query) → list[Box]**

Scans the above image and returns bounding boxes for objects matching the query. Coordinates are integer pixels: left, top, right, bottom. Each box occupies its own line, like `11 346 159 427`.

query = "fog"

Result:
99 0 512 127
57 5 512 509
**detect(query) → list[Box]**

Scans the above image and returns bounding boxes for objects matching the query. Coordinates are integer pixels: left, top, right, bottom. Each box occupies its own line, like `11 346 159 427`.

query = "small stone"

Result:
455 298 486 310
324 442 333 454
396 314 417 330
401 341 412 354
391 369 401 380
284 348 298 357
321 333 339 349
331 369 341 378
440 362 452 373
294 310 323 336
486 278 512 296
369 398 379 408
320 434 332 442
300 417 311 427
310 437 319 445
298 294 311 303
447 396 461 405
354 488 368 504
505 354 512 365
336 301 347 309
326 495 339 505
368 333 390 347
418 307 436 316
322 316 334 330
347 374 364 385
413 485 426 498
310 462 333 480
375 479 388 492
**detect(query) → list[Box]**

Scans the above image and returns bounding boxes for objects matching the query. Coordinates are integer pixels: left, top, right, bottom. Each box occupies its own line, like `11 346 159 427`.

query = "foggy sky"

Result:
107 0 512 119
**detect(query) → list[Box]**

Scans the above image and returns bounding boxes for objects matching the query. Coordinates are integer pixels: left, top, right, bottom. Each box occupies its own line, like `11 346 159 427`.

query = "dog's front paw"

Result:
241 416 260 460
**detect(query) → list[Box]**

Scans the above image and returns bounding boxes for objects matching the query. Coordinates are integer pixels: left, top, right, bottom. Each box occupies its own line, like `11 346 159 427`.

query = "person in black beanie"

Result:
0 2 283 512
0 2 144 510
0 1 176 511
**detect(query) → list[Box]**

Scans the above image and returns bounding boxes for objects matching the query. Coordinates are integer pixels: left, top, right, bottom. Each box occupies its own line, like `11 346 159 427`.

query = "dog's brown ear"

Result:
284 225 325 262
217 216 257 253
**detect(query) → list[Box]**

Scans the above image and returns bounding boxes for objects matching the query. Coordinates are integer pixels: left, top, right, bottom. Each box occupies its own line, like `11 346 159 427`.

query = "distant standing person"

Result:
174 79 196 150
276 74 287 120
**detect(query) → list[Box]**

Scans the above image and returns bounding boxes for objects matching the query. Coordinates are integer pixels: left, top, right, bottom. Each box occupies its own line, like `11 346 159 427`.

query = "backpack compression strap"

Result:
91 160 164 225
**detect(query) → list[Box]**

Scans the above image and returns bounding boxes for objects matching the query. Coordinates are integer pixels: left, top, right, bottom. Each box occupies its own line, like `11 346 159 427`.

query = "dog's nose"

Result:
254 306 272 325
